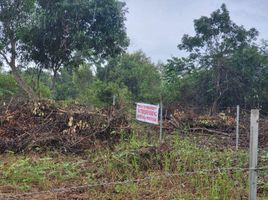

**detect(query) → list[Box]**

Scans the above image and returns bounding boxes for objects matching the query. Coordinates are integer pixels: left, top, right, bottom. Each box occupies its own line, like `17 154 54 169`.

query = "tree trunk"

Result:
9 40 38 101
210 60 222 115
11 67 38 101
51 68 58 98
52 71 56 91
211 96 220 115
37 67 42 98
211 86 228 116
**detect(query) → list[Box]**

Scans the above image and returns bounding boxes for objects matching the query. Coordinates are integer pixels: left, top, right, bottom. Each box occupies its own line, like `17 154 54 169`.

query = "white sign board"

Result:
136 103 159 125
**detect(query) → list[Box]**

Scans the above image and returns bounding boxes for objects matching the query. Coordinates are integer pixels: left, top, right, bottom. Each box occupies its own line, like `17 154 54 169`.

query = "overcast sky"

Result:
124 0 268 63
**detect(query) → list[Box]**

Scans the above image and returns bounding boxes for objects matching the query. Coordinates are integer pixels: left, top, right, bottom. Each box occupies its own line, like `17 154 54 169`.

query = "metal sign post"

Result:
159 100 163 143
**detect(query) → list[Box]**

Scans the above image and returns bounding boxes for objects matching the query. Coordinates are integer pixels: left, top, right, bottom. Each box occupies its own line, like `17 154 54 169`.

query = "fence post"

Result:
236 105 240 150
159 100 163 143
249 109 259 200
112 95 116 106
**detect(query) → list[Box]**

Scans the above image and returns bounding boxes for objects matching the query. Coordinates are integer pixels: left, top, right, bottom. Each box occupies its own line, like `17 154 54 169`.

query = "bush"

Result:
23 75 52 99
78 80 132 108
38 83 52 98
0 73 19 99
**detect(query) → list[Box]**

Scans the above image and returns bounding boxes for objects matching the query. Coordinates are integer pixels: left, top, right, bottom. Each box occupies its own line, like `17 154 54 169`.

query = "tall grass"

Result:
0 132 267 199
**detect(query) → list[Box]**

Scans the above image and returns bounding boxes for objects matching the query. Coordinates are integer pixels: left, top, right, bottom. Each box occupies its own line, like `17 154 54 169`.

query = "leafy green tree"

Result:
178 4 258 113
0 0 37 100
22 68 52 98
227 45 268 108
73 64 94 91
162 58 213 108
23 0 129 92
54 64 93 100
79 79 131 108
100 51 161 103
54 68 78 100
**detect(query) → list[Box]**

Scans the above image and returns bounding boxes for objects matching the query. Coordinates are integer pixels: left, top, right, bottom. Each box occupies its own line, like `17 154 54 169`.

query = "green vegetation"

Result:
1 2 268 111
99 51 161 103
162 4 268 112
0 133 267 199
0 73 19 98
1 2 268 199
0 0 128 100
0 2 268 111
0 155 80 191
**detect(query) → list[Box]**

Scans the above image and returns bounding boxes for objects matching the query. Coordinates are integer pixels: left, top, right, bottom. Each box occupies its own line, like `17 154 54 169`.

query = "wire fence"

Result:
1 166 268 200
165 106 268 149
1 105 268 199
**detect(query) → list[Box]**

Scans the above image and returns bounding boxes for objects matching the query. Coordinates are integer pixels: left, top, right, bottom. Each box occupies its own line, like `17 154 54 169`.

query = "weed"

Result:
0 134 267 199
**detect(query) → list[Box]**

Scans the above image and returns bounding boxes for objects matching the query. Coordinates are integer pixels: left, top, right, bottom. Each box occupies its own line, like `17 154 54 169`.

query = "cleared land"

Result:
0 102 268 199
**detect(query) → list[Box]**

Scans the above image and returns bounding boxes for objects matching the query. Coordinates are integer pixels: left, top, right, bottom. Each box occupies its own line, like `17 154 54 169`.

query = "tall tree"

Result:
0 0 37 100
178 4 258 113
23 0 129 92
100 51 161 103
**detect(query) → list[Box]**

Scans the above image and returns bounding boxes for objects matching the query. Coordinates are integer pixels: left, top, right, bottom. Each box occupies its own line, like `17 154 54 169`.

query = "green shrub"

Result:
78 80 132 108
0 73 19 98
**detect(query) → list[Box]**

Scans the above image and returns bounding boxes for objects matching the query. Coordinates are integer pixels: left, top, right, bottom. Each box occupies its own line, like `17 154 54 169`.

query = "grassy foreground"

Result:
0 132 267 200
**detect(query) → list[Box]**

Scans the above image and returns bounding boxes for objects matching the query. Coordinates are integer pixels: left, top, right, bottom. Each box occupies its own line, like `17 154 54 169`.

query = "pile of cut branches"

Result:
165 107 268 148
0 100 131 153
166 109 237 134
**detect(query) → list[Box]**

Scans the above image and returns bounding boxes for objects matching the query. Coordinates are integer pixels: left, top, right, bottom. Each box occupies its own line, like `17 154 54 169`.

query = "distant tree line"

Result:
162 4 268 112
0 2 268 112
